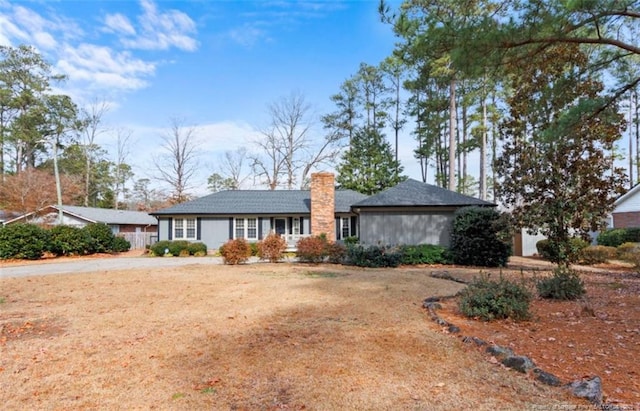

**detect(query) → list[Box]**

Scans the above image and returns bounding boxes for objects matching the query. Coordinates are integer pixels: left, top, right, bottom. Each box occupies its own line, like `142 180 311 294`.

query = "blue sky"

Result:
2 0 427 195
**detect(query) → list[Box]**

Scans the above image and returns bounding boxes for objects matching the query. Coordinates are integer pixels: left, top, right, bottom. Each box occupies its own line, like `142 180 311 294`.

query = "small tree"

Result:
450 206 512 267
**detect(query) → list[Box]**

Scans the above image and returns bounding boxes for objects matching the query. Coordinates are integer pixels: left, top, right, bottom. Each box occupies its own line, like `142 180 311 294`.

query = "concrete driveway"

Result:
0 256 227 278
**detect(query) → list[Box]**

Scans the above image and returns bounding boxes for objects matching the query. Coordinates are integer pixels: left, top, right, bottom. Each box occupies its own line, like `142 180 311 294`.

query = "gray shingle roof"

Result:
151 189 369 215
352 179 495 207
59 205 158 225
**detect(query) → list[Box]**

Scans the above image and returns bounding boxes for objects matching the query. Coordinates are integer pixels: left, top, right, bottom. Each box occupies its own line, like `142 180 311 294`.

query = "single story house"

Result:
610 183 640 228
151 173 494 250
4 205 158 249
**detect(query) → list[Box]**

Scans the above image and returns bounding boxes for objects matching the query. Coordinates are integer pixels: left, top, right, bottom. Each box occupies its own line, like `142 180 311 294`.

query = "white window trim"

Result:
292 217 300 236
173 217 197 240
340 217 350 240
234 217 258 241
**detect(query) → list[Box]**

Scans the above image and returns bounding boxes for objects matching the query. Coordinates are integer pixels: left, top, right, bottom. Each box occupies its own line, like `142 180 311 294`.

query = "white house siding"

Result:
358 210 455 246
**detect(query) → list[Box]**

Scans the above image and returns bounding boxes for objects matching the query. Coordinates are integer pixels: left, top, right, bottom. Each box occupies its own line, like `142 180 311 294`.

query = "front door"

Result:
274 218 286 236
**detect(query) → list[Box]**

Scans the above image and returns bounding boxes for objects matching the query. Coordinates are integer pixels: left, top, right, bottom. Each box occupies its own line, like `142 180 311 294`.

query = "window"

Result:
234 217 258 240
173 218 196 239
341 217 350 240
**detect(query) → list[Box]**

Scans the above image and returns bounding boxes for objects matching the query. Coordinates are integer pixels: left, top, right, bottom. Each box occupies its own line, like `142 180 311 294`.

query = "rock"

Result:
532 368 562 386
462 336 486 346
567 376 602 405
423 296 441 304
501 355 536 373
486 344 514 359
447 325 460 334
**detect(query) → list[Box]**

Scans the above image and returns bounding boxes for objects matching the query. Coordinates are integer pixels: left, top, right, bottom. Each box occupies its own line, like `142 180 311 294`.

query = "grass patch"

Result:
303 271 340 278
171 393 185 400
0 297 5 304
200 387 216 394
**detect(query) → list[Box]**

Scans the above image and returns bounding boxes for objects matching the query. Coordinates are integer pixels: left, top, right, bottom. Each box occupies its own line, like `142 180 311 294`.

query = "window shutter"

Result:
258 217 263 239
300 217 304 234
228 217 233 239
288 217 293 234
168 219 173 240
335 217 340 240
197 218 202 240
350 216 357 237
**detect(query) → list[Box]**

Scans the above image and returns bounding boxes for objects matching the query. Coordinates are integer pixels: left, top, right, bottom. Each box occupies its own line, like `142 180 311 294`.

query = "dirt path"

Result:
0 263 582 410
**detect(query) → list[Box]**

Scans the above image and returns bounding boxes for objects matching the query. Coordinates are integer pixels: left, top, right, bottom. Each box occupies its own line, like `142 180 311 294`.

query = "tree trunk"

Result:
448 79 456 191
480 91 487 200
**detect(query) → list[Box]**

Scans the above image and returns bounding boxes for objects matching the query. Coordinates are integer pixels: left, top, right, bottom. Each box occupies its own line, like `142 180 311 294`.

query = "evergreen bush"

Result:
459 275 532 321
187 242 207 255
257 233 287 262
150 240 172 256
82 223 116 253
450 207 512 267
399 244 451 265
0 223 50 260
327 242 347 264
220 238 251 264
345 245 402 268
112 236 131 253
597 228 628 247
537 266 585 300
535 237 589 264
48 225 93 256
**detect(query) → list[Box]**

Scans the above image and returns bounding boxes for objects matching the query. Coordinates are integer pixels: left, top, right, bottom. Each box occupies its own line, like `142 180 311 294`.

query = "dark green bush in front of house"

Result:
113 236 132 253
345 245 403 268
0 223 50 260
187 242 208 256
82 223 116 254
597 227 640 248
537 266 585 300
167 240 190 256
459 275 532 321
536 237 589 264
450 207 512 267
150 240 172 256
48 225 93 256
399 244 452 265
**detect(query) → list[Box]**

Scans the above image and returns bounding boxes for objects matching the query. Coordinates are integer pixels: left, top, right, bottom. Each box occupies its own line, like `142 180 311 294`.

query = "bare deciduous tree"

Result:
251 92 341 190
153 118 199 203
79 99 110 206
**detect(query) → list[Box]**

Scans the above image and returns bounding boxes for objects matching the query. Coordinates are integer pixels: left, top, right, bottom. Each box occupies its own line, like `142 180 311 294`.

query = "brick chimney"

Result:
310 172 335 242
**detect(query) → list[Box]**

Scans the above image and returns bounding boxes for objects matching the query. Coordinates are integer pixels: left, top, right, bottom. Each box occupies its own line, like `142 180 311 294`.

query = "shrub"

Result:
167 240 190 256
597 228 627 247
150 240 172 256
579 245 616 265
82 223 116 253
296 236 329 263
537 266 585 300
343 236 359 246
327 242 347 264
257 233 287 262
220 238 251 264
187 242 207 256
617 242 639 257
249 242 259 257
620 248 640 273
536 237 589 264
450 207 512 267
0 223 50 260
48 225 93 256
399 244 451 265
113 236 131 253
459 275 532 321
346 245 403 268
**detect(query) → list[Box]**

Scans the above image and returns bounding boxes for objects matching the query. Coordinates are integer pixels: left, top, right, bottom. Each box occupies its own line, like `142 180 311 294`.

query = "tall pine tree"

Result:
336 126 405 195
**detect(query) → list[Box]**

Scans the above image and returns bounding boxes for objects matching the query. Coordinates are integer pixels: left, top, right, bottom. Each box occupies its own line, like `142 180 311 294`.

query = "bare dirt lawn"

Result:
0 259 591 410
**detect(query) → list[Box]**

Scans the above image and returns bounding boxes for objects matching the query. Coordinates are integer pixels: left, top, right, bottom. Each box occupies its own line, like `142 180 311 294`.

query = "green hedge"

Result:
150 240 207 256
345 245 403 268
597 227 640 247
450 207 512 267
536 238 589 264
399 244 452 265
49 225 93 256
0 224 50 260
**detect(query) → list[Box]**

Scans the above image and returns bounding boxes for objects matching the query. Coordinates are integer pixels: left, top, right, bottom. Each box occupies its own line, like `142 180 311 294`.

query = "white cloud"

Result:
103 13 136 36
110 0 198 51
228 24 270 48
56 43 155 92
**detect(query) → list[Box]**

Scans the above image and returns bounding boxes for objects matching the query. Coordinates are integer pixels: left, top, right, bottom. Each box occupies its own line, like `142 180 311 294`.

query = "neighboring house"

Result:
352 179 495 246
610 183 640 228
4 205 158 249
513 229 547 257
151 173 495 250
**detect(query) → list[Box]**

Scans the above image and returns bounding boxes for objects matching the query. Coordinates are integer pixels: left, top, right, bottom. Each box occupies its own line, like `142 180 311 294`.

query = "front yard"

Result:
0 260 633 409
